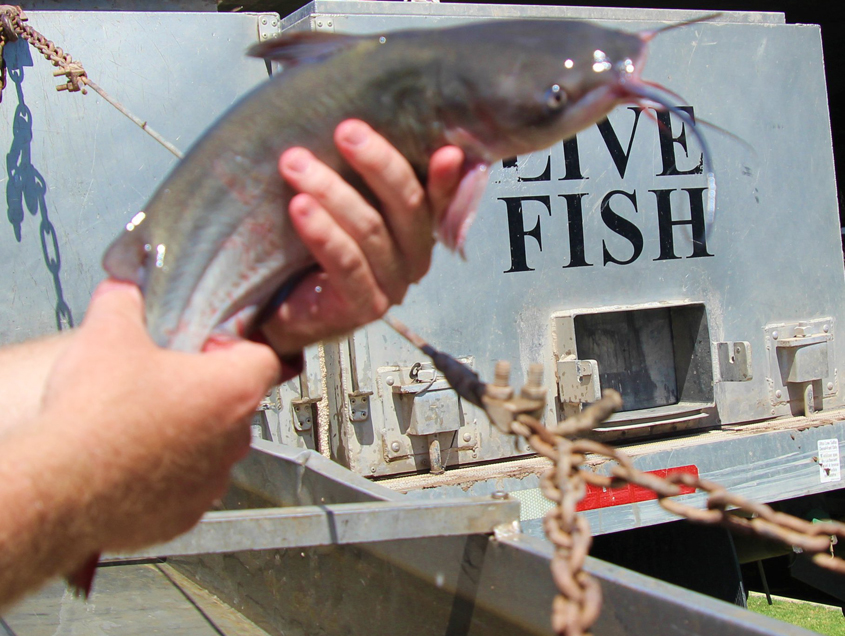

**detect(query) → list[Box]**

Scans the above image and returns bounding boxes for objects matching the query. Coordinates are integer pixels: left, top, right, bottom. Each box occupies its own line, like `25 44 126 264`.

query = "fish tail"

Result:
66 552 100 599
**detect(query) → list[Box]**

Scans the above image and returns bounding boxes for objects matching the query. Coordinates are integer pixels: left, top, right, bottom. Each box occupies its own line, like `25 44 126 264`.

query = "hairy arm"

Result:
0 333 73 439
0 282 281 610
0 121 463 610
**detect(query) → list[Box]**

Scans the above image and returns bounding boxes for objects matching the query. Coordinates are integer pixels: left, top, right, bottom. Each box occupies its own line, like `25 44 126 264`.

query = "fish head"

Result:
452 20 650 158
436 17 719 252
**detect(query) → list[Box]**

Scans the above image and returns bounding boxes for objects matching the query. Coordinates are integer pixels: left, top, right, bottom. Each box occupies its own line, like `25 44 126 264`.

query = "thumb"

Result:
83 279 147 337
198 339 283 408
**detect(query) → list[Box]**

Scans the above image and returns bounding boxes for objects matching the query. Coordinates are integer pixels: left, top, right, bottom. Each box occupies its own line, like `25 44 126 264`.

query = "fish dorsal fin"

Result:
247 32 366 65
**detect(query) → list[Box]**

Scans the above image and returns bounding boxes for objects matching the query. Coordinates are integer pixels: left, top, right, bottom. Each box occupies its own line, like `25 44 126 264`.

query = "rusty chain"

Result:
0 6 88 94
506 387 845 636
3 6 842 632
0 5 182 157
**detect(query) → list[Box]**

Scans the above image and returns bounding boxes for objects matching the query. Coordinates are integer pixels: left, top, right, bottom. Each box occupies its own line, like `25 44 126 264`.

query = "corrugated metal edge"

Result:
281 1 786 30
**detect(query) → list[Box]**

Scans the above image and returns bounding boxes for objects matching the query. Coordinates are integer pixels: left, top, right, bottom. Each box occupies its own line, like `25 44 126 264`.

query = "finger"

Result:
427 146 465 224
334 120 432 282
288 193 389 320
279 146 405 300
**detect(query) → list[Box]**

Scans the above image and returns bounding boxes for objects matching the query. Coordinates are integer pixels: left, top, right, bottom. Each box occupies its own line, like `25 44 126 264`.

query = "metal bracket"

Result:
765 319 837 413
348 390 373 423
291 397 320 432
557 359 601 404
312 16 336 32
256 13 281 42
717 341 753 382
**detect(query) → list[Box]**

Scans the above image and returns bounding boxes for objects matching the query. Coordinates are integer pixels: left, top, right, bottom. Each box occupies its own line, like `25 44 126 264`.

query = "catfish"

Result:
102 17 716 352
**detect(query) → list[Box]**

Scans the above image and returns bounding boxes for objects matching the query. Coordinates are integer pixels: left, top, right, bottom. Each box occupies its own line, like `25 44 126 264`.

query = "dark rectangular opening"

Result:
574 304 713 414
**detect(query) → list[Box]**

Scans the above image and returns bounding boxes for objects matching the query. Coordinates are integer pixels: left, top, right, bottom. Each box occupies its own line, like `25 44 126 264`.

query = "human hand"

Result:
261 119 464 356
37 280 281 552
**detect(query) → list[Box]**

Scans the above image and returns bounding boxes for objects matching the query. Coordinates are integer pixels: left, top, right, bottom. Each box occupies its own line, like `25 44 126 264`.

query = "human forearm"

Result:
0 283 281 610
0 331 75 438
0 421 99 610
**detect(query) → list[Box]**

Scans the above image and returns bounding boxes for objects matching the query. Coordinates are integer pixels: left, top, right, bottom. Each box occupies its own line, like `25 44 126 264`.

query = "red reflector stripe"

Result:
576 465 699 511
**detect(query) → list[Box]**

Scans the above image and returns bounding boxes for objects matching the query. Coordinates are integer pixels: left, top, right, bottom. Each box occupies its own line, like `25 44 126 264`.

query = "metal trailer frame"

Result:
0 7 839 634
110 442 815 636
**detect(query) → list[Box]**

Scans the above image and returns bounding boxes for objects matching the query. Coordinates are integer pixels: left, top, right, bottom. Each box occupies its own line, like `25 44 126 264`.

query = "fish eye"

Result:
545 84 567 110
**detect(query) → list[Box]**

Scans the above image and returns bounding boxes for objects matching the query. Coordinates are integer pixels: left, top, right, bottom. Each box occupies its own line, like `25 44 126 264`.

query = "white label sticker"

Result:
818 439 841 484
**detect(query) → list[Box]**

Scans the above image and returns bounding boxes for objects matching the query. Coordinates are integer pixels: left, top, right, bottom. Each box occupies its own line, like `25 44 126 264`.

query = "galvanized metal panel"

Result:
111 496 520 559
281 2 786 31
169 443 814 636
0 11 280 345
283 5 844 477
391 412 845 536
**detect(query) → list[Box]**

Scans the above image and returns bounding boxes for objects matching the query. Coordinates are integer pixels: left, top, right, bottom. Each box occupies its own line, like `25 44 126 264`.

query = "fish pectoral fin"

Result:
102 224 150 288
246 32 365 65
436 162 490 258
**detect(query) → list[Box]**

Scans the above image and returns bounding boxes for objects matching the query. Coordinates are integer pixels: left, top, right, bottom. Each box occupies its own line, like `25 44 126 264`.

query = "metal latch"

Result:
557 359 601 405
717 341 752 382
765 319 836 416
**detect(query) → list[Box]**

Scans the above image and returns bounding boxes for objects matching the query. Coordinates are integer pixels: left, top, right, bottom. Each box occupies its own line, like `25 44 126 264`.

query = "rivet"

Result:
824 324 830 333
390 441 400 453
317 21 323 27
462 432 472 443
327 21 333 27
386 376 395 386
370 466 376 473
491 491 509 500
261 17 267 24
772 331 779 340
828 382 834 391
775 390 783 399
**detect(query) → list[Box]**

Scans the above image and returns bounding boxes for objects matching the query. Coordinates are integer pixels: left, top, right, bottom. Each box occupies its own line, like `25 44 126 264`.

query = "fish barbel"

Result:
103 17 716 351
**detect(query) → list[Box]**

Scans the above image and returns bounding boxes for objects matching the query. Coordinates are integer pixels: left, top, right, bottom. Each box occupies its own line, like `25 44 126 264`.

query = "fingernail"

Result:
203 334 239 352
339 122 368 147
90 278 135 301
290 194 317 218
282 148 311 173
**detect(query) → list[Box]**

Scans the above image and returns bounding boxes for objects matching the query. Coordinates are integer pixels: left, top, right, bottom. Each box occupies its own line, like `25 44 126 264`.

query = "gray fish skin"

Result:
103 20 647 352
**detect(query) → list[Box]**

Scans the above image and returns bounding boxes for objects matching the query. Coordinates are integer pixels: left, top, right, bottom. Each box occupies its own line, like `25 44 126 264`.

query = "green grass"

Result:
748 593 845 635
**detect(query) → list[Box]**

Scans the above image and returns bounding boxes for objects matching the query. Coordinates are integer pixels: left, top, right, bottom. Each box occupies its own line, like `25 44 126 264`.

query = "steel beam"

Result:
109 496 519 560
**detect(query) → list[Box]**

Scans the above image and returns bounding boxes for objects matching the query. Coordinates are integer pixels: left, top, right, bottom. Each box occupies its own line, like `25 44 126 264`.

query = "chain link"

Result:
0 5 88 93
0 5 182 157
508 389 845 635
